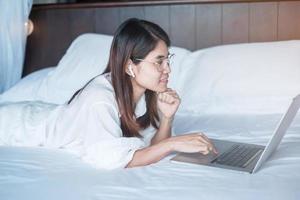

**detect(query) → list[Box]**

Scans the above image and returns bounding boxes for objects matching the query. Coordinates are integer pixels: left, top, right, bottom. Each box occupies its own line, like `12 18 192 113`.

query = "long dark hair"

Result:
68 18 170 138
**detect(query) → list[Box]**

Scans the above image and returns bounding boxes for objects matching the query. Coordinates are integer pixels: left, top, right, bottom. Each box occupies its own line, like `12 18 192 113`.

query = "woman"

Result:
0 18 217 170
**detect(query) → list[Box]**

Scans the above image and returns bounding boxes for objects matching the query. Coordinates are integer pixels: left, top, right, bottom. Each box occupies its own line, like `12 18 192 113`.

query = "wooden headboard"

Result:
24 0 300 76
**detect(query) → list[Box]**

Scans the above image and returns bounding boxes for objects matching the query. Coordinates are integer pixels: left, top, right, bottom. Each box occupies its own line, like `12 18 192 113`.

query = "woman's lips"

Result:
159 75 169 83
159 78 168 83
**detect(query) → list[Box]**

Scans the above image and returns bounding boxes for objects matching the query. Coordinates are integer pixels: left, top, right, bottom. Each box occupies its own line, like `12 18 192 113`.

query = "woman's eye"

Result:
157 60 163 65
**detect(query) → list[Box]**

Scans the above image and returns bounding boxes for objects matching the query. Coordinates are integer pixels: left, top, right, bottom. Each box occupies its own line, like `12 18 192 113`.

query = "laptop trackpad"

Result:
171 152 217 165
171 139 236 165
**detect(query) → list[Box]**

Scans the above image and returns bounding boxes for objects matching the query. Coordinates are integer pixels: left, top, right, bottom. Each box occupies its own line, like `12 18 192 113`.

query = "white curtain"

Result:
0 0 33 94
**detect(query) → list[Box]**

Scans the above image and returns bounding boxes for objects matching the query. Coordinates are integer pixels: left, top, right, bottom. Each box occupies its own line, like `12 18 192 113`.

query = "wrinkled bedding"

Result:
1 113 299 200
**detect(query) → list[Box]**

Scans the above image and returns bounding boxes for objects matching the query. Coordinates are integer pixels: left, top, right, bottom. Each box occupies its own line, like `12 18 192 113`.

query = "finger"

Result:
198 145 210 155
198 133 214 147
172 95 180 102
160 93 176 104
196 138 212 153
196 137 209 145
192 143 209 155
204 141 215 154
165 91 178 96
212 146 218 154
196 134 216 154
169 95 178 101
196 133 210 145
171 93 179 99
201 134 218 154
162 88 176 94
166 95 177 104
157 94 161 101
158 93 164 101
161 91 180 101
161 88 172 94
165 89 175 93
162 94 168 102
167 92 179 99
198 139 213 152
173 97 180 104
167 97 176 104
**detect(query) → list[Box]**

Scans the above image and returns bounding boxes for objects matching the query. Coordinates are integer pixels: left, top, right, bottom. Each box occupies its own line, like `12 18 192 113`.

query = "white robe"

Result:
0 73 157 169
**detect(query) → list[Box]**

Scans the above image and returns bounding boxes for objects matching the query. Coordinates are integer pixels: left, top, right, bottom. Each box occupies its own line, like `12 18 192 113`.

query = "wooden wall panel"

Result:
170 5 196 50
24 1 300 76
44 9 73 66
196 4 222 49
120 6 145 22
95 7 120 35
249 2 277 42
278 1 300 40
144 5 170 37
222 3 249 44
69 9 94 39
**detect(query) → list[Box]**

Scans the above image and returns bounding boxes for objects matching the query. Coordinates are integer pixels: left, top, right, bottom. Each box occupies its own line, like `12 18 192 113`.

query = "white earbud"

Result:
128 64 135 77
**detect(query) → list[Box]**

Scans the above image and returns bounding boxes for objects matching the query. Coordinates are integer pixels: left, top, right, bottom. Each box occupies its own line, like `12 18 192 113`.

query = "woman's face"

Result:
131 40 171 93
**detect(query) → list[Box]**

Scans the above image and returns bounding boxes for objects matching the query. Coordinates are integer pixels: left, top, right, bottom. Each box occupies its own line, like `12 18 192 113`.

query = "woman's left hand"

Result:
157 88 181 119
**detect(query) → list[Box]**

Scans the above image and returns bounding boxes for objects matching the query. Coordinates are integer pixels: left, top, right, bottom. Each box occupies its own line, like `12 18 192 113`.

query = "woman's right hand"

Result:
166 132 218 155
127 132 218 168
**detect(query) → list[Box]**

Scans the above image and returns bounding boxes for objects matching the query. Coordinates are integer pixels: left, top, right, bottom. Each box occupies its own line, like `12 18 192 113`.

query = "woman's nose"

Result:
162 61 171 73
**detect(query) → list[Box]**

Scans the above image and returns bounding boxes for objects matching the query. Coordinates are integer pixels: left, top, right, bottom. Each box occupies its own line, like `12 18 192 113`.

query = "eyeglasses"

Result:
133 53 175 72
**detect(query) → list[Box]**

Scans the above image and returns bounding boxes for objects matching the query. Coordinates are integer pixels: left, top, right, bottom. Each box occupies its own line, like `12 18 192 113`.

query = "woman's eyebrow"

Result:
155 52 170 59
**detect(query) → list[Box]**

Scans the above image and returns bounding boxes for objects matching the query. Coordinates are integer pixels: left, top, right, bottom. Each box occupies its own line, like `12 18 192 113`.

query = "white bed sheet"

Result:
0 113 299 200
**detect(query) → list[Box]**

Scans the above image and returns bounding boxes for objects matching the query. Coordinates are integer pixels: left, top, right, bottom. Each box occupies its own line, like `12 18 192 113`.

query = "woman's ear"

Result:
128 64 135 77
126 60 135 78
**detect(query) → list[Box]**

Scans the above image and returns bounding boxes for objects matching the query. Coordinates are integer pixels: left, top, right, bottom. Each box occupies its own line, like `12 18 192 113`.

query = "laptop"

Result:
171 94 300 173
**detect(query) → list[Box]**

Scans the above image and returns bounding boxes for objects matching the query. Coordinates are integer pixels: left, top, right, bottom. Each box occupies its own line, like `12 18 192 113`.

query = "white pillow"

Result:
177 40 300 114
0 67 55 103
35 33 113 104
168 46 191 90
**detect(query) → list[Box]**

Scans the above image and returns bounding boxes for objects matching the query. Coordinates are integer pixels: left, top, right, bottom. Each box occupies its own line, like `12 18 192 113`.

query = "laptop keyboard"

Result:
212 144 262 168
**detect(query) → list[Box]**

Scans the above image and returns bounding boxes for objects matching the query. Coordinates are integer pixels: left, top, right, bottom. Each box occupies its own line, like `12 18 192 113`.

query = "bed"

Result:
1 0 300 199
1 113 300 200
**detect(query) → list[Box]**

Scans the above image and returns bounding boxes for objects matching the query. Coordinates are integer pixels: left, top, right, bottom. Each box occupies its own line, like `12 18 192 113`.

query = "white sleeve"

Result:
81 102 146 170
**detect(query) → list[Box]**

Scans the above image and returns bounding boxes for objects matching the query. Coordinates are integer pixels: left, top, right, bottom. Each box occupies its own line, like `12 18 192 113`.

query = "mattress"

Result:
0 113 300 200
